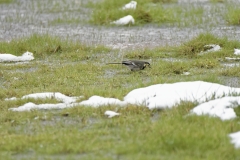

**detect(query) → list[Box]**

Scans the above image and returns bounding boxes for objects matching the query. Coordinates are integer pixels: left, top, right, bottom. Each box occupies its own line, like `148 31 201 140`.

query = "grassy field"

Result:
1 0 240 159
1 33 240 159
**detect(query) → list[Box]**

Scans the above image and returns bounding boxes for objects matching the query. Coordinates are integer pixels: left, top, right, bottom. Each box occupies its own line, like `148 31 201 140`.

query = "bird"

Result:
107 60 151 71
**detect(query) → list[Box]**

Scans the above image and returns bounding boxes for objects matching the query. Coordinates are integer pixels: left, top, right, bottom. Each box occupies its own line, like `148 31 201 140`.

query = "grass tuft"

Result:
0 34 110 59
226 6 240 25
177 33 240 58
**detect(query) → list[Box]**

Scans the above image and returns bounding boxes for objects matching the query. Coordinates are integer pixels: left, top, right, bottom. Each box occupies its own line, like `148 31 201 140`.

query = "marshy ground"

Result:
1 0 240 49
1 0 240 159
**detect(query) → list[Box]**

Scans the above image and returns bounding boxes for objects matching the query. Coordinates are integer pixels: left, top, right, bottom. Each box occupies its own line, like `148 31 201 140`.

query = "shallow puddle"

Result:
0 0 240 51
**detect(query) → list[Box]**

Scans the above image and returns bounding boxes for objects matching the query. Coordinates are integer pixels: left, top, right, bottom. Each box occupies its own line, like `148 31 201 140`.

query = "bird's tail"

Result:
106 62 123 65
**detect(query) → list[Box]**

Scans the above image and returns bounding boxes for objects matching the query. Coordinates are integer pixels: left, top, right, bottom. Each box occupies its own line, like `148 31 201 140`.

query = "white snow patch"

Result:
111 15 135 25
225 57 240 61
79 96 125 107
234 48 240 55
122 1 137 10
190 96 240 120
224 49 240 61
7 81 240 121
200 44 221 54
6 92 83 104
8 102 79 112
222 63 240 68
124 81 240 110
0 51 34 62
182 72 190 75
7 92 84 111
7 94 124 111
21 92 81 104
5 97 17 101
104 110 120 118
229 131 240 149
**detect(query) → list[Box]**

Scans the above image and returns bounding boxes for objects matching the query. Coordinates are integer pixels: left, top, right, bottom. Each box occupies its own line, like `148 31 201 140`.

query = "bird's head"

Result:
143 62 151 68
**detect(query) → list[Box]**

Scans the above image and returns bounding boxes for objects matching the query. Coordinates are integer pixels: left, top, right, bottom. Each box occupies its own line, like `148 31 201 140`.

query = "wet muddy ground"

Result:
0 0 240 50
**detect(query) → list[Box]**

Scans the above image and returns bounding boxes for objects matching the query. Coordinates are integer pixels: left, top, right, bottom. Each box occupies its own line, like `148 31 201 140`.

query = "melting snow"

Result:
5 92 83 104
224 49 240 61
7 92 83 111
104 110 120 118
7 81 240 121
122 1 137 10
9 102 78 112
124 81 240 110
234 49 240 55
190 96 239 121
0 51 34 62
229 131 240 149
225 57 240 61
79 95 126 107
182 72 190 76
111 15 135 25
200 44 221 54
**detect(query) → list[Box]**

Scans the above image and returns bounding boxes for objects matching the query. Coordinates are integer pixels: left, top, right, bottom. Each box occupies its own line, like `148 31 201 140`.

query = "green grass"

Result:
226 6 240 25
122 33 240 76
1 33 240 159
0 34 109 59
0 0 14 4
210 0 224 3
0 104 240 159
177 33 240 58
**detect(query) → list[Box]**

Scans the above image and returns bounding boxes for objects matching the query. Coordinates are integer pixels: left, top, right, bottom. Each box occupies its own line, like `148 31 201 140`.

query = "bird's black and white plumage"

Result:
107 60 151 71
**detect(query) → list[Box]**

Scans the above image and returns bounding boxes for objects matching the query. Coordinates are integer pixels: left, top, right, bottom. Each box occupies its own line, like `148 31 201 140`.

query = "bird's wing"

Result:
131 61 138 67
122 60 137 66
